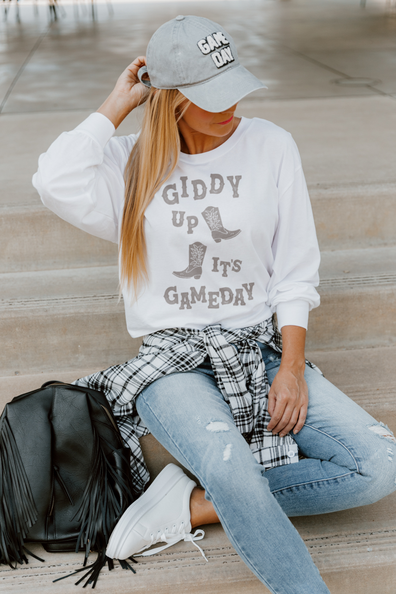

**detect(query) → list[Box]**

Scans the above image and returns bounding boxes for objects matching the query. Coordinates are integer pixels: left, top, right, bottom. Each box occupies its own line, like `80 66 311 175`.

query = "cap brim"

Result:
177 64 267 112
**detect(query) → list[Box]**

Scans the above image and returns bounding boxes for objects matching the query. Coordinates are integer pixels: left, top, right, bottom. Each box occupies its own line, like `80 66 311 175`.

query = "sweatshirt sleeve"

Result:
32 112 137 244
267 135 320 330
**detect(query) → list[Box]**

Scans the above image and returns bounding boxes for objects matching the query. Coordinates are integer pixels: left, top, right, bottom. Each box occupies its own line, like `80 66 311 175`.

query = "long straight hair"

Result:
120 88 189 298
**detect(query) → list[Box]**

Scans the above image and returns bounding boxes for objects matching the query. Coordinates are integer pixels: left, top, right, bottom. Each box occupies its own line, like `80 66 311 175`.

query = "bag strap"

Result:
40 380 68 388
10 381 109 408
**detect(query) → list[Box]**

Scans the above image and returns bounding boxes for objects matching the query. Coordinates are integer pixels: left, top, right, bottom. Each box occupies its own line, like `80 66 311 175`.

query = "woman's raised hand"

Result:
97 56 150 129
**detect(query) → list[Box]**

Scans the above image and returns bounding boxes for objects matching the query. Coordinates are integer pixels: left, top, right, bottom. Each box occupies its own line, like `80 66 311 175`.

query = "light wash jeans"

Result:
136 342 396 594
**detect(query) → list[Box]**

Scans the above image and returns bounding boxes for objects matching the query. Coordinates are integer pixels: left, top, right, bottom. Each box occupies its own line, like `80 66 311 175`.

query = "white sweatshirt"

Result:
32 113 320 338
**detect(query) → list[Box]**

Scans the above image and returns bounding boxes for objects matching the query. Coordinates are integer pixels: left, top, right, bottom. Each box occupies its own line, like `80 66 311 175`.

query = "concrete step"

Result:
0 266 138 375
1 503 396 594
1 343 395 419
3 96 396 210
310 245 396 350
310 181 396 251
2 99 394 274
1 344 395 489
0 109 143 210
0 107 131 273
2 343 395 479
1 182 395 273
0 204 118 273
1 350 395 593
1 245 395 374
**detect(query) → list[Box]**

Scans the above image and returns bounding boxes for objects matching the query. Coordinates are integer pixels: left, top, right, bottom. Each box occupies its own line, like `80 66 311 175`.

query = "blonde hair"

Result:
120 88 189 298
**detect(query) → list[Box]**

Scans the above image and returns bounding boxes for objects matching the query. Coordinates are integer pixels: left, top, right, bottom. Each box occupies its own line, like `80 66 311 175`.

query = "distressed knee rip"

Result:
205 422 233 461
205 421 230 433
223 443 233 461
368 424 396 485
368 423 396 455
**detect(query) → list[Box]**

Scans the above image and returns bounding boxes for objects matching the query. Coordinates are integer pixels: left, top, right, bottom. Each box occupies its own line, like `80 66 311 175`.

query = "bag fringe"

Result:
53 551 137 589
53 427 138 586
0 415 39 567
73 427 136 554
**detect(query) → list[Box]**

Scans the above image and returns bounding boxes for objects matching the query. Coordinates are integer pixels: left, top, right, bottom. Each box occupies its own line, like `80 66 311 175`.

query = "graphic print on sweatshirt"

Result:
158 172 256 312
173 242 207 280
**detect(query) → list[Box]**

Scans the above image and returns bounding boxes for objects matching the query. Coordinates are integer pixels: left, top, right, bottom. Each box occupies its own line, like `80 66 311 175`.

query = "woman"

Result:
33 15 396 594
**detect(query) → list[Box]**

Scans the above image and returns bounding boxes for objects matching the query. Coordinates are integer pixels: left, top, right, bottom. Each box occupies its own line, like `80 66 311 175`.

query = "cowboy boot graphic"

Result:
201 206 241 243
173 242 207 280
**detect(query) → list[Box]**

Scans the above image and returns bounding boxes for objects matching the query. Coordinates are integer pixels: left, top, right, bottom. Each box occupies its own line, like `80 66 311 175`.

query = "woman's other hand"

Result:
97 56 150 129
267 325 308 437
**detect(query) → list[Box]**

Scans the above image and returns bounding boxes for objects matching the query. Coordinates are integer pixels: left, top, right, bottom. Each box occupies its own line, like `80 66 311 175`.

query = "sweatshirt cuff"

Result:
75 112 115 149
276 300 310 330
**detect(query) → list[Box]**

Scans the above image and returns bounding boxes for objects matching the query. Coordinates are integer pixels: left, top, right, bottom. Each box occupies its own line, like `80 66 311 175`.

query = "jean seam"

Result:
140 394 282 594
302 423 360 473
270 471 355 495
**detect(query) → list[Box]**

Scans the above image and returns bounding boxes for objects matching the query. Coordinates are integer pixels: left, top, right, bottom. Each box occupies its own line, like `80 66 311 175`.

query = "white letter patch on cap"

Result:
197 39 211 55
197 31 235 69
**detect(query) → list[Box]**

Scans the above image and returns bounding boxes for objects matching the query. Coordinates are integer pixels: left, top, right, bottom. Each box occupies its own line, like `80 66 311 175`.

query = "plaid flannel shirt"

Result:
75 316 321 493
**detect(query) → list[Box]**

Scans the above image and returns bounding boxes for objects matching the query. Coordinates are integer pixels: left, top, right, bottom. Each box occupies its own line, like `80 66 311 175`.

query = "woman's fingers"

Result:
279 408 300 438
293 404 308 435
269 401 295 435
115 56 148 92
267 388 277 418
267 389 286 431
125 56 147 81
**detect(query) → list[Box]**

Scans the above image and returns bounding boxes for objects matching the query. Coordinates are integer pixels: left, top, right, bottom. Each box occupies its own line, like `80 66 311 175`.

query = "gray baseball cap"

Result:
137 15 267 113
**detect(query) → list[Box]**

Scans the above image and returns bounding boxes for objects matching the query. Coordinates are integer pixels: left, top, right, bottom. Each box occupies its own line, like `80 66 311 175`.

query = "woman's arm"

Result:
32 57 149 242
267 325 308 437
267 135 320 330
265 135 320 437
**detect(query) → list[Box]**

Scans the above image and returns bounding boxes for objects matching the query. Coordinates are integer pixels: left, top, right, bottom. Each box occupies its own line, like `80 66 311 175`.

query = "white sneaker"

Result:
106 463 208 561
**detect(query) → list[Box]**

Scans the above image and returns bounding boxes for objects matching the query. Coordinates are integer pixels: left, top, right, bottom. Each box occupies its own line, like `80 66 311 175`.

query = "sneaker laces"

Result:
134 521 208 562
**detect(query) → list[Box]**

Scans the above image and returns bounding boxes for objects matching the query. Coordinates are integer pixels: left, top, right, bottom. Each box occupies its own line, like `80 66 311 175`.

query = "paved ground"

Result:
2 0 396 111
1 0 396 207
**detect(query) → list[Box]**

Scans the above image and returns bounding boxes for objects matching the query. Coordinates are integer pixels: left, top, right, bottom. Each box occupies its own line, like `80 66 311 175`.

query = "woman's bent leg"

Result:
136 369 330 594
261 346 396 516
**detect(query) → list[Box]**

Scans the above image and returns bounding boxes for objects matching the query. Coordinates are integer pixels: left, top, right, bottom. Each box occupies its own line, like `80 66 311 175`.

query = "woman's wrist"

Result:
97 91 136 129
279 359 306 376
279 324 306 375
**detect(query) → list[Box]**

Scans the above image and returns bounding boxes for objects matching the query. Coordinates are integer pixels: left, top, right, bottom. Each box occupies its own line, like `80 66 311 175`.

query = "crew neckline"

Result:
178 116 251 164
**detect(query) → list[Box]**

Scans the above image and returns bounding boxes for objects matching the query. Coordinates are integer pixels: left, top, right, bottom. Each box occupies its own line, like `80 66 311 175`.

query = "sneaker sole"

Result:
106 463 189 559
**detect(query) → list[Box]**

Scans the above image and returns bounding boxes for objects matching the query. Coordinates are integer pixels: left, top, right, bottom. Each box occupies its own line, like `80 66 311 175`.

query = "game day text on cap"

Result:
196 31 235 69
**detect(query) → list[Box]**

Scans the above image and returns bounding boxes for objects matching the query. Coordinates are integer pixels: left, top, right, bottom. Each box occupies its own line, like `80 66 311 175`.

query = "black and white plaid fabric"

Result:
74 316 322 493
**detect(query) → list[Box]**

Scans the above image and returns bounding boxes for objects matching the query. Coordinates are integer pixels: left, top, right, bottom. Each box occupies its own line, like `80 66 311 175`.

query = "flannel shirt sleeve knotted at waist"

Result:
74 317 324 493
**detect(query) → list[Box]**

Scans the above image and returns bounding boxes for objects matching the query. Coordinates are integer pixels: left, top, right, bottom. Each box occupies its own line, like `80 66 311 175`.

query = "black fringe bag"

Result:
0 381 139 587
